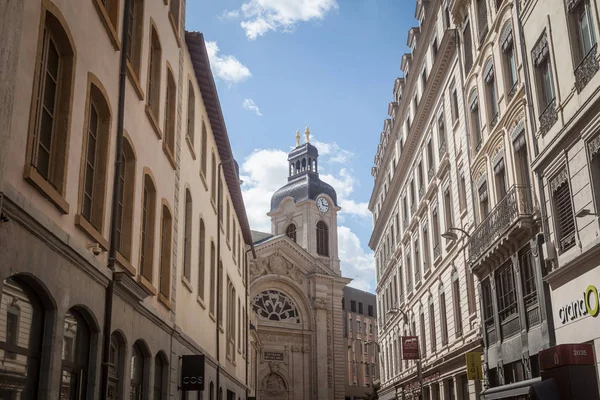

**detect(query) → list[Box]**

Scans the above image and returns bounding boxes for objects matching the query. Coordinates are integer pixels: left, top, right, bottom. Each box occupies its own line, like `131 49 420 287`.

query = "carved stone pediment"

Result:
313 296 330 310
250 252 305 285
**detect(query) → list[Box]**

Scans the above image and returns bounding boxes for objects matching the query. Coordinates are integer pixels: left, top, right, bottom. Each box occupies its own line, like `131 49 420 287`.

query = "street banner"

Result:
401 336 420 360
465 352 483 380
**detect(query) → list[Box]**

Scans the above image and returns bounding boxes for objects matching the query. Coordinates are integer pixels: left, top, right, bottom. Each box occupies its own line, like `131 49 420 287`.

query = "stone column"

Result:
451 376 459 400
0 0 24 191
314 297 331 399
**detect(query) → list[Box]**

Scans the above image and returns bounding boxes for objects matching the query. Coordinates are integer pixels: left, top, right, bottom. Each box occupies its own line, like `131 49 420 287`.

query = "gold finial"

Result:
295 130 301 147
305 126 310 143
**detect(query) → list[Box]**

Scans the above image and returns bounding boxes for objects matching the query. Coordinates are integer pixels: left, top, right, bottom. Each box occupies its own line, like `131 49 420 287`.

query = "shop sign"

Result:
539 343 595 370
181 355 205 391
401 336 420 360
264 351 284 361
557 285 600 324
465 352 483 380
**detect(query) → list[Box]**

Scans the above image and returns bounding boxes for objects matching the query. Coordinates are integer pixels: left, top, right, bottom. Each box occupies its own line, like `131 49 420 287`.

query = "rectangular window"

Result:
486 67 498 126
429 302 436 352
477 0 488 43
359 302 364 314
440 292 448 345
432 208 440 259
482 279 495 341
451 89 459 123
472 104 482 151
368 305 374 317
570 0 596 62
521 249 538 310
463 20 474 74
420 312 427 357
427 141 435 180
159 205 172 298
496 263 518 324
459 174 467 212
479 180 490 219
414 239 421 283
351 300 357 312
147 28 162 118
444 187 453 233
406 251 413 293
551 171 576 252
452 274 463 337
423 225 430 272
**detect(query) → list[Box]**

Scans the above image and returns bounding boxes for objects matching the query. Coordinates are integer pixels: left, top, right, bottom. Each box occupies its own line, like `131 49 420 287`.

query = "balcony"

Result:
575 44 599 93
468 185 536 271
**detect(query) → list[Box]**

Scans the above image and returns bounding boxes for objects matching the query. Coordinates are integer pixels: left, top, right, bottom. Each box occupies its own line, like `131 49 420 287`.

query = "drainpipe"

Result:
245 246 256 400
100 0 132 397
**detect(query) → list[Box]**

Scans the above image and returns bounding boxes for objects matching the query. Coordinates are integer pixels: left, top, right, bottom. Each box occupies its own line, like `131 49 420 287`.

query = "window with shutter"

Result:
551 169 576 252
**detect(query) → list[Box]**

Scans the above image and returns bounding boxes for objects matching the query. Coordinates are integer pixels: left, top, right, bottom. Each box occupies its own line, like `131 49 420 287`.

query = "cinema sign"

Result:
557 284 600 324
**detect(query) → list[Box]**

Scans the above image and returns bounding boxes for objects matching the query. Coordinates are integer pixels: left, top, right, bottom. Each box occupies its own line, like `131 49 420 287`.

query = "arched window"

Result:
159 202 173 299
153 352 168 400
302 158 306 170
164 65 176 162
211 153 217 202
217 260 223 326
209 242 216 315
80 78 111 233
285 223 297 242
295 160 300 173
187 81 195 144
140 172 157 282
183 190 193 281
108 331 126 397
0 277 45 397
116 136 136 261
198 217 206 300
26 6 76 202
130 342 145 400
125 0 144 83
201 122 208 177
147 24 162 121
169 0 180 33
60 309 91 399
316 221 329 256
252 290 301 323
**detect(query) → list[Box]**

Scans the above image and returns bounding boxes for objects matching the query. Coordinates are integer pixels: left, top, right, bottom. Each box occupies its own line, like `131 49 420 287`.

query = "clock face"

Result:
316 197 330 213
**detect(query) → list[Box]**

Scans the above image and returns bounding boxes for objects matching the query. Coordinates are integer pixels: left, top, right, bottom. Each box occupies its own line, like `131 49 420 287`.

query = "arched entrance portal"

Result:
259 373 289 400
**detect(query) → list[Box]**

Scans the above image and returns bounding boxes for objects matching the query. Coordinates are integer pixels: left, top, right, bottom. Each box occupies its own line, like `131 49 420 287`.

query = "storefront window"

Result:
0 277 44 398
60 309 91 399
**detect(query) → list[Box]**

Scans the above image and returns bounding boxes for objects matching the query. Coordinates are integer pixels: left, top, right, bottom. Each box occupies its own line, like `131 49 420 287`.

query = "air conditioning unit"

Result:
542 241 556 261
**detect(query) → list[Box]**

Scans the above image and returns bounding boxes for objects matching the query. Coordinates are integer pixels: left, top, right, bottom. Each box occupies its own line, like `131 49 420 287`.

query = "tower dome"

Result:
270 128 338 211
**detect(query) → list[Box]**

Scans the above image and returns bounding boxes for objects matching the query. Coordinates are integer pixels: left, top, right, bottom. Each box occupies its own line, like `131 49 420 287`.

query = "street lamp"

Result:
442 227 471 241
576 208 599 218
387 307 424 400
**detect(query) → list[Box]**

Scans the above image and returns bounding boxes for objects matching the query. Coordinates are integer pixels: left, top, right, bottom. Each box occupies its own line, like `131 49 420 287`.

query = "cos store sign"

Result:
558 285 600 324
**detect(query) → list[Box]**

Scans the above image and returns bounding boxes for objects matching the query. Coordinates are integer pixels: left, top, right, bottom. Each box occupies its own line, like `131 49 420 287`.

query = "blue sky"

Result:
186 1 415 292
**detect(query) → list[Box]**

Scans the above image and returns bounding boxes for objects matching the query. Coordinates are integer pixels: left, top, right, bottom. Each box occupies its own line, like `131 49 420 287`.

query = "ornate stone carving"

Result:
588 134 600 158
575 44 599 93
532 31 549 67
550 168 569 194
539 99 558 137
313 296 330 310
259 333 304 345
252 290 301 323
250 253 305 284
262 373 286 392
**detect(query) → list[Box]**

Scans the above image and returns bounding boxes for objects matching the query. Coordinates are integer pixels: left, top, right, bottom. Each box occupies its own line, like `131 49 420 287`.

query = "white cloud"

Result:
205 41 252 85
338 226 375 292
240 149 289 232
225 0 339 40
312 138 353 164
243 98 263 116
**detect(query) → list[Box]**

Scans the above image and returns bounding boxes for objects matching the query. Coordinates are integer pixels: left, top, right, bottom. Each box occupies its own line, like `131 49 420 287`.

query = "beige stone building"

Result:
369 0 483 399
449 0 553 396
0 0 252 398
518 0 600 391
247 134 351 400
343 286 379 400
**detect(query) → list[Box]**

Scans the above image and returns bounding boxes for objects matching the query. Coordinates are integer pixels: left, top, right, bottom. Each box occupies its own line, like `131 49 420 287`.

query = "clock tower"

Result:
268 127 341 274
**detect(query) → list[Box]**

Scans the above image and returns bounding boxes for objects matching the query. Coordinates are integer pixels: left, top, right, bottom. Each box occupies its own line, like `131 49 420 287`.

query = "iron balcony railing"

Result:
575 43 599 93
469 185 534 263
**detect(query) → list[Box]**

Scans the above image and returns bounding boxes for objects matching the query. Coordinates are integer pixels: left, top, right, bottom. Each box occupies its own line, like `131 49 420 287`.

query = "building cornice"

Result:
369 29 457 249
369 0 442 208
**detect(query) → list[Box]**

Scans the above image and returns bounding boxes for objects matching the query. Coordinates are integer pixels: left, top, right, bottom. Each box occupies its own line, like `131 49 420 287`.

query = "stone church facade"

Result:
249 130 351 400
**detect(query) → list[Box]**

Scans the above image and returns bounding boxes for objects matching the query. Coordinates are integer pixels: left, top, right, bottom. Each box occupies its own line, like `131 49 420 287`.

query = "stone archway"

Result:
260 373 288 400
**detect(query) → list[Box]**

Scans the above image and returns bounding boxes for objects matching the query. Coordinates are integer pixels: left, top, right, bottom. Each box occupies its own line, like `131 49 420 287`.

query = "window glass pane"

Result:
0 278 44 399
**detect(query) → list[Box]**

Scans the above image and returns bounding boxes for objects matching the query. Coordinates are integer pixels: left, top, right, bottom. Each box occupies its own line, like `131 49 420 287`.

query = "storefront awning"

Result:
481 377 541 399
